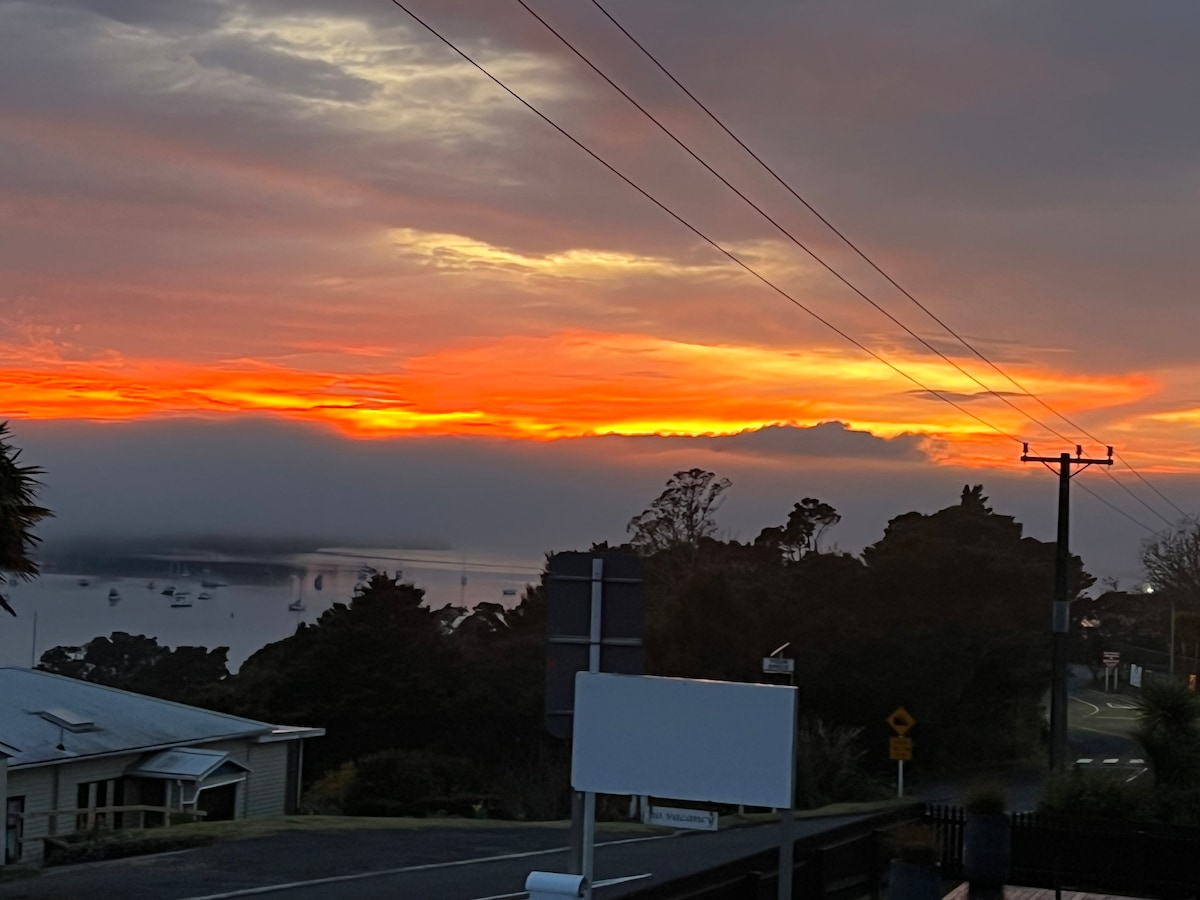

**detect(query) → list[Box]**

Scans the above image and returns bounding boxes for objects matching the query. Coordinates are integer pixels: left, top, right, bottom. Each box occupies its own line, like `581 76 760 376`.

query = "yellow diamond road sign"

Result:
887 706 915 736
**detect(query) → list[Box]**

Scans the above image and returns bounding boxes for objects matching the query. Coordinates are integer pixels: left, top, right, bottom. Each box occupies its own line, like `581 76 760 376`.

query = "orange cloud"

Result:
2 330 1151 468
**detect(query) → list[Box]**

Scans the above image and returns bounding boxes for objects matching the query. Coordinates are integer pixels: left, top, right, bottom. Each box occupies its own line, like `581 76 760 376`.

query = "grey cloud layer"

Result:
13 416 1160 585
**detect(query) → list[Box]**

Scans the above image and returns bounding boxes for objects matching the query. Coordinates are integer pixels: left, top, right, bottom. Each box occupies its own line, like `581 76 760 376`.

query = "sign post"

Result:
763 641 795 686
545 551 644 900
886 707 916 797
1103 651 1120 692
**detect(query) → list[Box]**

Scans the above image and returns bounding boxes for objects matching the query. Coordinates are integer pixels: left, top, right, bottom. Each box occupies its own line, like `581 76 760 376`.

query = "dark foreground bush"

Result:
342 749 487 818
1037 771 1150 822
44 832 218 867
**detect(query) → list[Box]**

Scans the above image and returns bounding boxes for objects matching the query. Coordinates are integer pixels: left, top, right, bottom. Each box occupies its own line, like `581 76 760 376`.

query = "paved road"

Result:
0 815 870 900
1068 686 1141 761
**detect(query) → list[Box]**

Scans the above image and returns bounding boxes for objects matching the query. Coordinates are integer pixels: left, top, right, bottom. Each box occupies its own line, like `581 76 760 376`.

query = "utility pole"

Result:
1021 444 1113 773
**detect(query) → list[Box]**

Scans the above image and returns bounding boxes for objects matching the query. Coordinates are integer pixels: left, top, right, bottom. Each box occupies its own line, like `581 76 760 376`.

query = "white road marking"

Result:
1106 702 1135 710
180 835 675 900
470 873 652 900
1071 696 1101 717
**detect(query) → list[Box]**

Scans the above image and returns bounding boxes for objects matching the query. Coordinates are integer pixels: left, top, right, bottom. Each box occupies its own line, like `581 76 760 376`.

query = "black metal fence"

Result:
622 804 925 900
624 803 1200 900
925 805 1200 899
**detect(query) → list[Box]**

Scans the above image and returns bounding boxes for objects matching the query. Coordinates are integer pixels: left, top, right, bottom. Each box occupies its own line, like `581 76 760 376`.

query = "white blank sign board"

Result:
571 672 796 809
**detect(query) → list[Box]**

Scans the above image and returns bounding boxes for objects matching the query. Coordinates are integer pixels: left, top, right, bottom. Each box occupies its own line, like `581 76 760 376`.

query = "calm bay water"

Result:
3 548 542 671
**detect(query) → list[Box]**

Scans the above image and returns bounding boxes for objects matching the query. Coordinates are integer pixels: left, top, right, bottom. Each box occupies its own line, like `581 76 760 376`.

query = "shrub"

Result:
44 832 217 867
1149 786 1200 825
887 824 940 866
342 749 485 817
794 718 886 809
964 782 1007 816
1036 771 1149 822
303 761 357 815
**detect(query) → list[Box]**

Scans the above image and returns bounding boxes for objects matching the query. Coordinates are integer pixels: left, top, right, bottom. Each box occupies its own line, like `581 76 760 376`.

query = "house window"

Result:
75 779 124 832
6 797 23 864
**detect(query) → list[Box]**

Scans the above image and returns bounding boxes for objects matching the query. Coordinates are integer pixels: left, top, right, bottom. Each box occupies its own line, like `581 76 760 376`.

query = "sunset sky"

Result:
5 0 1200 586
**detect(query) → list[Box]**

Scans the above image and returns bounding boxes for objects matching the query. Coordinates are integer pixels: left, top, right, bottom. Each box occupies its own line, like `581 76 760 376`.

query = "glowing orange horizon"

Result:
2 329 1160 469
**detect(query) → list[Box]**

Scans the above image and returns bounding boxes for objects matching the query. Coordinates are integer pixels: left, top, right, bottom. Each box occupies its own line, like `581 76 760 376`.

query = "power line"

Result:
1075 480 1156 534
514 0 1077 447
391 1 1174 544
585 0 1192 526
386 0 1029 450
1112 452 1190 520
1102 468 1176 529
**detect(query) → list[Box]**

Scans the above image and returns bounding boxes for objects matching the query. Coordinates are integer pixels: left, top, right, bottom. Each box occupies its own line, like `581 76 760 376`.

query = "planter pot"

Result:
886 860 943 900
963 813 1011 889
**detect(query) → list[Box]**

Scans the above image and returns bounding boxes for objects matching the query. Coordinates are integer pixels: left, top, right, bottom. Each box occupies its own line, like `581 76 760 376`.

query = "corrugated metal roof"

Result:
0 667 283 768
127 747 249 781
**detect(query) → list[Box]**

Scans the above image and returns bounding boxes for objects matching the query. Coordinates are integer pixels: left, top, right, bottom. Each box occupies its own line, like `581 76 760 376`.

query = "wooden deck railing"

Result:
39 804 208 834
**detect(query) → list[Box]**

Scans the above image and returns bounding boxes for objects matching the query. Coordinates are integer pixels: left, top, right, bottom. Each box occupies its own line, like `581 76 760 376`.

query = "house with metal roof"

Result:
0 667 323 864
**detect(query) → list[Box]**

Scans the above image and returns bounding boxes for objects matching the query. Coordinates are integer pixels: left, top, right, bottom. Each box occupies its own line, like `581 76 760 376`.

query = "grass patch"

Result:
0 865 38 883
719 797 917 829
150 814 656 843
43 796 907 862
44 832 218 867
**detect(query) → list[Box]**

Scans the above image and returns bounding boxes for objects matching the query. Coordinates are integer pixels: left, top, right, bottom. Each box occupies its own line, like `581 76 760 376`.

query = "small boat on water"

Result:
161 586 175 596
502 588 517 596
77 579 90 587
200 578 226 589
108 588 120 605
170 595 193 608
287 598 306 612
198 592 213 601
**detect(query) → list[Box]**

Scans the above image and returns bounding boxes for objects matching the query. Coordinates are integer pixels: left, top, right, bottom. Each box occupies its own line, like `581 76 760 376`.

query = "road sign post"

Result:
1102 651 1120 693
546 551 644 900
886 707 916 797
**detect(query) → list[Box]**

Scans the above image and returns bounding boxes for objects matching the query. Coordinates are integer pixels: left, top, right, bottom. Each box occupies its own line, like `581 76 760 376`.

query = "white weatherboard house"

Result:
0 667 323 864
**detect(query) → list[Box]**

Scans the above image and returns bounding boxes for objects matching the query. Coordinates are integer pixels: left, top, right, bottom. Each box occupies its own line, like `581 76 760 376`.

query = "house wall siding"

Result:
5 768 52 863
7 753 144 864
197 738 289 819
6 737 305 864
246 743 289 818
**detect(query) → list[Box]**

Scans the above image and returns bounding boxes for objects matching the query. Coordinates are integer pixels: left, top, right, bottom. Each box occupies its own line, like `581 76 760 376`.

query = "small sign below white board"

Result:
762 657 794 674
648 805 718 831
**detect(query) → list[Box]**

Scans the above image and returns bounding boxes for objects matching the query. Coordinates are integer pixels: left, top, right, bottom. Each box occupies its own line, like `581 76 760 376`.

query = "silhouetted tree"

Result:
627 469 731 555
0 422 52 616
37 632 229 704
1143 522 1200 599
224 573 458 773
860 484 1092 636
755 498 841 561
